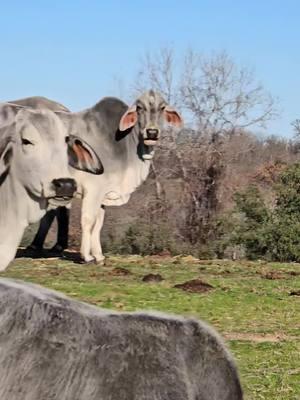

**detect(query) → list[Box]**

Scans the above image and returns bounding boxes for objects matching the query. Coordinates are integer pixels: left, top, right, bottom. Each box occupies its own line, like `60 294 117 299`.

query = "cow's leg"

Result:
50 206 70 253
0 225 25 271
90 205 105 264
28 210 56 250
80 194 99 263
0 243 18 271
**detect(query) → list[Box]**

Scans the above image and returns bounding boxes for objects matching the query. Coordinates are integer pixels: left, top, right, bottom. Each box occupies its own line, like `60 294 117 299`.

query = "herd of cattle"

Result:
0 91 243 399
0 91 182 269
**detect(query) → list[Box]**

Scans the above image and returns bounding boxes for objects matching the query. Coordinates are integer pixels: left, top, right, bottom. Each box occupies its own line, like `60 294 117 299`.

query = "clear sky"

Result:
0 1 299 137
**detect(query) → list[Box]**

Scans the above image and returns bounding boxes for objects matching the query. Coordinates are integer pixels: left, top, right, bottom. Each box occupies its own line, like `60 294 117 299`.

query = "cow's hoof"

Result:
78 256 95 265
25 245 44 257
95 259 105 266
94 255 105 265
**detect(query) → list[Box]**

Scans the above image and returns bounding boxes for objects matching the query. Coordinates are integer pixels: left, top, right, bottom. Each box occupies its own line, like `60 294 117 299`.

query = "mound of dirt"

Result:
288 270 300 276
111 267 132 276
261 271 285 280
174 279 214 293
142 274 164 282
289 290 300 296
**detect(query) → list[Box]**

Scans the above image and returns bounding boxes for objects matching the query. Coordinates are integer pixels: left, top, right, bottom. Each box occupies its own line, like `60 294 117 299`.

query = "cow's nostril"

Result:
146 129 159 140
52 178 77 197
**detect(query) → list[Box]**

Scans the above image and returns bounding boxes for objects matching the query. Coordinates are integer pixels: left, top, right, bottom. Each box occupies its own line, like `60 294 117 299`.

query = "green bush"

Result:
221 163 300 261
217 186 269 259
118 222 176 256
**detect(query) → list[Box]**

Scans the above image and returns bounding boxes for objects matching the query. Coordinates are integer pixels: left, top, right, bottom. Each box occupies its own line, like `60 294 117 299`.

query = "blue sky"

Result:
0 1 299 137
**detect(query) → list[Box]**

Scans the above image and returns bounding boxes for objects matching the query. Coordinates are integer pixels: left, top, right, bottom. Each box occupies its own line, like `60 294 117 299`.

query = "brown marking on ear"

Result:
68 135 104 175
73 141 93 163
119 108 138 131
164 107 183 127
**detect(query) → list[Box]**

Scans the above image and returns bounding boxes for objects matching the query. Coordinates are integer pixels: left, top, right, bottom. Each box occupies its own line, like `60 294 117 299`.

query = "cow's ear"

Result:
119 105 137 131
67 135 104 175
0 136 13 182
0 104 22 127
164 106 183 127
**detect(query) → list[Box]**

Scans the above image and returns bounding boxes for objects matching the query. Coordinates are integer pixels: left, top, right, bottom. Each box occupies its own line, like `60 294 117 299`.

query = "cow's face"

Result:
119 90 183 158
9 109 76 206
0 108 103 207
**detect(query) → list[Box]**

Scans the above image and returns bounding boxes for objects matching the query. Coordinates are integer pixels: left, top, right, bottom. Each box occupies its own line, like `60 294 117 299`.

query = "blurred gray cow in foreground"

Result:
0 103 103 270
0 278 243 400
15 91 183 263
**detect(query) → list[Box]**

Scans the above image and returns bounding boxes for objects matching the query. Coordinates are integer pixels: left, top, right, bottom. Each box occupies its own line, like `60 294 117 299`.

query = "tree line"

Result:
24 47 300 261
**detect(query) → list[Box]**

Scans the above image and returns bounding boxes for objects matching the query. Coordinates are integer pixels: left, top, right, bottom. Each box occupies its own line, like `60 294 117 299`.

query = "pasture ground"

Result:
2 253 299 400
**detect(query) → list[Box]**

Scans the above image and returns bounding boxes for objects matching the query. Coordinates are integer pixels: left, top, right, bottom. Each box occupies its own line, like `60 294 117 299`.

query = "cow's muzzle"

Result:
52 178 77 198
144 128 160 146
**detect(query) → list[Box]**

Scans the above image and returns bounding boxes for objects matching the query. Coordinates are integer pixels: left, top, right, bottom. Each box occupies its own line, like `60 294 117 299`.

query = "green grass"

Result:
1 254 300 400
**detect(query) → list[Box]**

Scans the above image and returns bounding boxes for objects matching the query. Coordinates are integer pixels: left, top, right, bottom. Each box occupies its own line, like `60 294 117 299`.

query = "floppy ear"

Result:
119 105 138 131
0 136 13 183
164 106 183 127
67 135 104 175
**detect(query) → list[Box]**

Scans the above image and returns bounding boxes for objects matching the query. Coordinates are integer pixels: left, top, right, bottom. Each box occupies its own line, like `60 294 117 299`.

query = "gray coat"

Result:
0 278 243 400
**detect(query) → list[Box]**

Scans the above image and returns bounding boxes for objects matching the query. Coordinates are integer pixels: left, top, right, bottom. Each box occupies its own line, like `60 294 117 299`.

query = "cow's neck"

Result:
120 127 153 196
0 172 45 270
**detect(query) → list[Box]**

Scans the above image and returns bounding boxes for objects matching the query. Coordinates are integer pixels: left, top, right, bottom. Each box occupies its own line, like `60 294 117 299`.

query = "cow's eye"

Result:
22 138 34 146
160 105 166 111
65 136 70 143
136 105 143 112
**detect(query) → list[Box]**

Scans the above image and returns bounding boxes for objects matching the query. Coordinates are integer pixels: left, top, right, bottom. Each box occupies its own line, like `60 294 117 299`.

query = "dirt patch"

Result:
289 290 300 296
288 270 300 276
88 272 105 279
224 332 294 343
48 269 63 276
174 279 214 293
142 273 164 282
111 267 132 276
261 271 285 280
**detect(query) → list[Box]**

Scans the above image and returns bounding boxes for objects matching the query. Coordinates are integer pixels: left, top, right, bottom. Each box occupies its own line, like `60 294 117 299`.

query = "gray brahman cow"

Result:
0 278 243 400
11 91 182 263
0 104 103 270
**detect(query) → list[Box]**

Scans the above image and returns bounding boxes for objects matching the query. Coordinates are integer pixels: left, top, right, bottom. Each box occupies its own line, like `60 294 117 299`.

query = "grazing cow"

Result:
0 105 103 270
13 91 183 263
0 278 243 400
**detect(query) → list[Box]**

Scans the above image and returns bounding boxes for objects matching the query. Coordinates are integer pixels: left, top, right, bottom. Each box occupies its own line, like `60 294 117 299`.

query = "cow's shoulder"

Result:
88 97 128 126
92 97 128 114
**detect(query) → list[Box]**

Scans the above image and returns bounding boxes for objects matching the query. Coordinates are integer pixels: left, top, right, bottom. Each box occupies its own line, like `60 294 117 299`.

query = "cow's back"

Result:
8 96 70 112
0 279 242 400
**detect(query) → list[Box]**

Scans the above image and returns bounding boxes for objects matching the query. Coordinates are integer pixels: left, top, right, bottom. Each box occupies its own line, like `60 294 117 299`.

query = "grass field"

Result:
1 253 299 400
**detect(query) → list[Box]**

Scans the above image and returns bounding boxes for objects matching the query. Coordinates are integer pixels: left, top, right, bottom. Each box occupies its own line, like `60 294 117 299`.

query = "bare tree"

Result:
292 119 300 137
133 47 180 106
131 47 278 249
135 47 278 133
180 50 277 135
